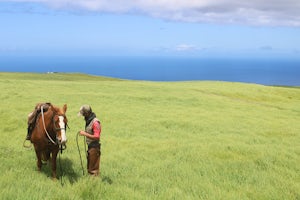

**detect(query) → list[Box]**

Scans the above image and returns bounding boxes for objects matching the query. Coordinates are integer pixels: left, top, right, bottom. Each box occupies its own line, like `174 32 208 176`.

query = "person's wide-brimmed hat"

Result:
78 105 92 116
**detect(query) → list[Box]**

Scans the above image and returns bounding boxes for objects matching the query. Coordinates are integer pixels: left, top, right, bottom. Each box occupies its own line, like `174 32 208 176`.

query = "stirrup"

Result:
23 139 32 148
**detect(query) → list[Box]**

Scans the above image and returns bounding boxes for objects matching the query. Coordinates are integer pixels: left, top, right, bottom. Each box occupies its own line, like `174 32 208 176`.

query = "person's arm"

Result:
80 121 101 140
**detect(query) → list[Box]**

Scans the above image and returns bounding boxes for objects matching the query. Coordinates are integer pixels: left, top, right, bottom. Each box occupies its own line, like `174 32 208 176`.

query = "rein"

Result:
41 105 56 144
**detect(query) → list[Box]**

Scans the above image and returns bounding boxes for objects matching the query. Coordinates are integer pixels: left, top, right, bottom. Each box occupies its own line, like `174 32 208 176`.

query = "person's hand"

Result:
79 130 86 136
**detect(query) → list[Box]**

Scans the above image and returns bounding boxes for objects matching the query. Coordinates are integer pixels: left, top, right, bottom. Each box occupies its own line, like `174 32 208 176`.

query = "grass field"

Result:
0 72 299 199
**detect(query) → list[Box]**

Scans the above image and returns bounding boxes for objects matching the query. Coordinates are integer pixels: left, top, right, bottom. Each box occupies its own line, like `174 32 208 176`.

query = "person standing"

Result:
78 105 101 176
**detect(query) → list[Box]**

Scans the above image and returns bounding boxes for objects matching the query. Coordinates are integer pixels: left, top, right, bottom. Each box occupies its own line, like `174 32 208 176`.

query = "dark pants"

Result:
87 143 101 176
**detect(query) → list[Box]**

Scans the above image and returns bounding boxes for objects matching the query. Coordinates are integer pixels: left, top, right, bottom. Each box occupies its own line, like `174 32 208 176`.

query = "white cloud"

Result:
2 0 300 26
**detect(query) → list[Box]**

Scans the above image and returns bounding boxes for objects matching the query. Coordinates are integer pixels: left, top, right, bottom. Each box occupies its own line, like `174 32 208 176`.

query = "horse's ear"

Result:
63 104 67 113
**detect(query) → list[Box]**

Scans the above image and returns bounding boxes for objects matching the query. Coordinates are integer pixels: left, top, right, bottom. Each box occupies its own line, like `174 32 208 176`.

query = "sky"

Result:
1 0 300 59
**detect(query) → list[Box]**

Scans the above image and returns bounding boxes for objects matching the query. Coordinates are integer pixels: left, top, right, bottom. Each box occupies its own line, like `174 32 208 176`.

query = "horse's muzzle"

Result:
57 137 67 145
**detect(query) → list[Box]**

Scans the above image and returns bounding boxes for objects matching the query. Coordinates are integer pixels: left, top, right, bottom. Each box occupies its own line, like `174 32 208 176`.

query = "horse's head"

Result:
52 104 68 145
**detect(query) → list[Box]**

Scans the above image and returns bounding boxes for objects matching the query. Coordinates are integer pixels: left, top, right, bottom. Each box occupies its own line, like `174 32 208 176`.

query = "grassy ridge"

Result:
0 72 299 199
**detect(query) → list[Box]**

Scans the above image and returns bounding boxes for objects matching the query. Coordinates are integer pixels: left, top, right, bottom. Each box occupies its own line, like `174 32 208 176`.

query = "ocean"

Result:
1 56 300 86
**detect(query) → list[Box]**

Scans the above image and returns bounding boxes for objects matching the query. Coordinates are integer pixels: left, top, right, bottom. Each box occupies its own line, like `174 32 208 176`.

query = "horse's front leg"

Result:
51 148 59 179
35 149 42 172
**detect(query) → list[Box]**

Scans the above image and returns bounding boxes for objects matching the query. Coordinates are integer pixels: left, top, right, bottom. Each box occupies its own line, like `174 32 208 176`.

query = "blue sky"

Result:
1 0 300 58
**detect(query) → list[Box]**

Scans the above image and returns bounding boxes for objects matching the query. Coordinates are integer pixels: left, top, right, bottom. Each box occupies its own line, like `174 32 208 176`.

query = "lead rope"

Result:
76 131 85 175
41 105 56 144
58 148 65 186
58 150 63 185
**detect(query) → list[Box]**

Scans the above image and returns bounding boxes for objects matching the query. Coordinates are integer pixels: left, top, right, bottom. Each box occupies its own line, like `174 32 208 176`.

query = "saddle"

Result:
28 103 52 132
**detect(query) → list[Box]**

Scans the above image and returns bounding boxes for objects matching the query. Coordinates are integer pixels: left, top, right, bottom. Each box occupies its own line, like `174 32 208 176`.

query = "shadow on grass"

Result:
102 176 113 184
39 157 80 184
38 157 114 185
58 157 81 184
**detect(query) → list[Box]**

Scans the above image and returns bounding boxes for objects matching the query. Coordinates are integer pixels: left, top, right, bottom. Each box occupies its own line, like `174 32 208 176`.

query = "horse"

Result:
29 103 68 179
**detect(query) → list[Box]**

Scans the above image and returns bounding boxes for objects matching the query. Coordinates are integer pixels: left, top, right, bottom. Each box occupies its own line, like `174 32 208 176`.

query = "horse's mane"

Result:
51 105 64 115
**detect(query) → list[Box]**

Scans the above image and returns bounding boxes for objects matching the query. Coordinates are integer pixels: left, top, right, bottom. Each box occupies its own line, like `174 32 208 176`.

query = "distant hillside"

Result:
0 72 123 82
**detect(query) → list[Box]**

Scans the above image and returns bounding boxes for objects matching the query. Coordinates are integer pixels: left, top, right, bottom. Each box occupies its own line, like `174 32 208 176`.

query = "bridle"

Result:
41 105 67 149
53 115 68 132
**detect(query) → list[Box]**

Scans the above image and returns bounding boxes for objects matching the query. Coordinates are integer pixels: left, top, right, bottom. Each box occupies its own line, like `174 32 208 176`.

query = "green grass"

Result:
0 72 299 199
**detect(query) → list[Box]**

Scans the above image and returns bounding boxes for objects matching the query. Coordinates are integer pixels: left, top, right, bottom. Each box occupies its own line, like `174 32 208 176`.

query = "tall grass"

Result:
0 72 299 199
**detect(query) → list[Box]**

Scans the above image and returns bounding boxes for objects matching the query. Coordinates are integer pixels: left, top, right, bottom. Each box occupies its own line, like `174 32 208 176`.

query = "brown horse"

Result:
30 103 68 178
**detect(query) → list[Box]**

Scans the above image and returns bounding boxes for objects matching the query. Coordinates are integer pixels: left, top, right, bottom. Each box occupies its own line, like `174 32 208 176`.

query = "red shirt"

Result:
92 121 101 140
